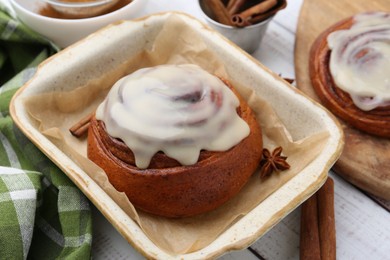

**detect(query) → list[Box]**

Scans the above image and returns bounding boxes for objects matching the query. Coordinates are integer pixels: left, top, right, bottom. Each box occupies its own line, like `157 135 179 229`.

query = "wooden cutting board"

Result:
294 0 390 200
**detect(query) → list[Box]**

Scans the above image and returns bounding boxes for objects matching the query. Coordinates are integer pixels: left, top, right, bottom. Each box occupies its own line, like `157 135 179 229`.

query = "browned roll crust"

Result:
309 16 390 138
87 79 263 218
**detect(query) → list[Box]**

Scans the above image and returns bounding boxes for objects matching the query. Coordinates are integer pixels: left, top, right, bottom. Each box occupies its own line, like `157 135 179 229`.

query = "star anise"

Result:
259 146 290 178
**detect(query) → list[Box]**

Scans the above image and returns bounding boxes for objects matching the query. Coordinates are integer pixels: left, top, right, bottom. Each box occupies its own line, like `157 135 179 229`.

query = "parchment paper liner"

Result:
23 15 329 254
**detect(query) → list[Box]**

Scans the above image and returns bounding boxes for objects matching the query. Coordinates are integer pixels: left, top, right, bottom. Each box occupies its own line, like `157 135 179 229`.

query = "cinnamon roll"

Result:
87 64 263 217
309 12 390 137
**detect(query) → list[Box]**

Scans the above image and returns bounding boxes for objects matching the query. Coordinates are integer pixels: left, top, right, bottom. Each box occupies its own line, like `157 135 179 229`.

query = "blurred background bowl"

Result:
10 0 147 48
198 0 273 53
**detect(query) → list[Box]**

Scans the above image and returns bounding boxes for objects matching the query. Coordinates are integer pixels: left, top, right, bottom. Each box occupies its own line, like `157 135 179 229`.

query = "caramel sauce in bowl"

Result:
40 0 125 18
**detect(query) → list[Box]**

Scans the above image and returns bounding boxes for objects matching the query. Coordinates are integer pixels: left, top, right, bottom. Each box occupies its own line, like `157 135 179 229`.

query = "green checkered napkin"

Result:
0 3 92 259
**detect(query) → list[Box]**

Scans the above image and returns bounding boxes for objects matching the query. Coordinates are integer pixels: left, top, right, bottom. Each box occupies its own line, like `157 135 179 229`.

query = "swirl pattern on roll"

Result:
309 12 390 137
96 64 250 169
327 12 390 111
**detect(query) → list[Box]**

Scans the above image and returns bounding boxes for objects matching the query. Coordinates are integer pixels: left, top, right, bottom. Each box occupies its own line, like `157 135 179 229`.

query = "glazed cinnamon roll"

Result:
309 12 390 137
87 64 263 217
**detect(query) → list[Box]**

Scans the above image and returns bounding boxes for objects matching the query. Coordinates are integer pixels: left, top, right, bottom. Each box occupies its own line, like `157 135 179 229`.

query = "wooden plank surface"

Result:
249 172 390 260
294 0 390 200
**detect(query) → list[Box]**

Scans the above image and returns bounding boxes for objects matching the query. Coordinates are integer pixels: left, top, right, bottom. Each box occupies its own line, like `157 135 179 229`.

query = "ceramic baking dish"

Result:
10 12 343 259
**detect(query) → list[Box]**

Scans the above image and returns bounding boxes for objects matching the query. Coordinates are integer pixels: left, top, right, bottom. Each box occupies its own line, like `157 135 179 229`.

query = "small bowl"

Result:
10 0 147 48
198 0 273 53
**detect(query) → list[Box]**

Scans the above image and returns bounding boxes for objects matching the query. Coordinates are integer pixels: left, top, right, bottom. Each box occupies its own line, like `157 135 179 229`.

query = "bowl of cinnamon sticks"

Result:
199 0 287 53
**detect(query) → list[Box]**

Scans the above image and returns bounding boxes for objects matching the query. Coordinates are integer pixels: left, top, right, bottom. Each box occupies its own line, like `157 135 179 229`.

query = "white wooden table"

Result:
91 1 390 259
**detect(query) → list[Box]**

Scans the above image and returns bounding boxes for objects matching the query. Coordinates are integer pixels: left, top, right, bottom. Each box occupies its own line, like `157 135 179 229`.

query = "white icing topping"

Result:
96 64 250 169
327 12 390 111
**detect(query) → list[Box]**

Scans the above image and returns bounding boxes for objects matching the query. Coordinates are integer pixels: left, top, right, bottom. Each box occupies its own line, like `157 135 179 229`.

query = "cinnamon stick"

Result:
227 0 247 15
231 0 277 27
247 12 273 24
231 15 251 27
317 177 336 260
240 0 277 18
248 0 287 24
226 0 236 9
300 177 336 260
69 112 94 138
283 77 295 84
300 193 321 260
204 0 234 26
